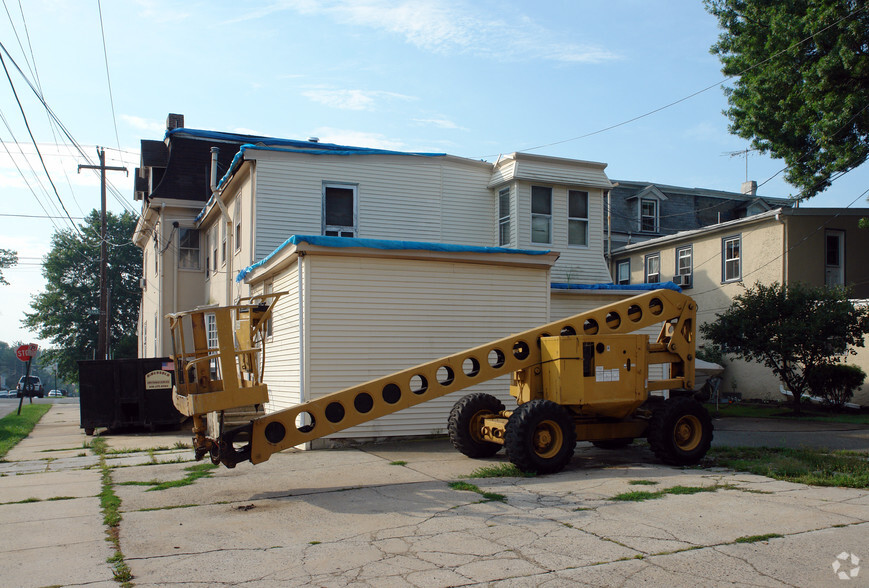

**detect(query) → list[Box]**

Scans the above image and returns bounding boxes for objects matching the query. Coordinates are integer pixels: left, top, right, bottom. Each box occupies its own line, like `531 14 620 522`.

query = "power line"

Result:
96 0 121 154
481 6 866 159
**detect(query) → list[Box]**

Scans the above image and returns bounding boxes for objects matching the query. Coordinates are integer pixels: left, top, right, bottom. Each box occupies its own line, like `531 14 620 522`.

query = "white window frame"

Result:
498 187 511 246
322 182 357 237
645 252 661 284
531 186 552 245
825 229 845 286
220 221 226 266
263 281 274 340
234 197 242 253
204 230 211 279
178 228 200 271
205 312 218 378
640 198 659 233
676 245 693 288
211 226 218 275
722 235 741 283
568 190 589 247
616 259 630 285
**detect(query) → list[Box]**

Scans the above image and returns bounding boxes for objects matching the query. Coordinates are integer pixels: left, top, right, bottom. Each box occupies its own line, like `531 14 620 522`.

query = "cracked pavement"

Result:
2 404 869 587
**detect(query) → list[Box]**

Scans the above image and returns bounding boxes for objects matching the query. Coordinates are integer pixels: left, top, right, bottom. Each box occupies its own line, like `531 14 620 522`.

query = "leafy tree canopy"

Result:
705 0 869 200
700 282 869 413
0 248 17 285
23 210 141 382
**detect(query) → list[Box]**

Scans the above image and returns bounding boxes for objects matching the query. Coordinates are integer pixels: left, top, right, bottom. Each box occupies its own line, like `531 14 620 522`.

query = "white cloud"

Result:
310 127 406 150
121 115 166 134
413 117 467 131
230 1 618 64
303 88 416 111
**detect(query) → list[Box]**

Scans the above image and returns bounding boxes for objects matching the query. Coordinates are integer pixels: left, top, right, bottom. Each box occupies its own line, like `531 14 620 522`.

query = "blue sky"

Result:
0 0 866 348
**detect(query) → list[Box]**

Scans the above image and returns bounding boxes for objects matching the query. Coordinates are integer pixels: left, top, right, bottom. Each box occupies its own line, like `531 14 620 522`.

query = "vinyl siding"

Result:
304 255 551 438
261 265 302 412
249 151 495 260
513 157 612 189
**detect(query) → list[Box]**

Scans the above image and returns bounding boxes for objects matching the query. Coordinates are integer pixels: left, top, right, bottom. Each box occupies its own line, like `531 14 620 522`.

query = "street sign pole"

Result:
15 344 39 415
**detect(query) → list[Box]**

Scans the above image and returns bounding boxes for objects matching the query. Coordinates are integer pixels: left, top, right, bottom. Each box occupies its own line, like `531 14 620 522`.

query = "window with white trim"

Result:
676 245 693 287
640 198 658 232
645 253 660 283
178 228 200 270
211 226 218 275
220 222 226 266
722 235 741 282
204 230 211 278
234 198 242 253
616 259 630 285
568 190 588 246
323 184 356 237
206 312 218 378
263 281 274 339
531 186 552 244
498 187 511 246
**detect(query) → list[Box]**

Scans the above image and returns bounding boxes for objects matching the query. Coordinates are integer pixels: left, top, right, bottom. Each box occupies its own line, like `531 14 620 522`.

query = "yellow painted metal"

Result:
540 334 647 418
240 288 695 464
167 292 285 452
478 416 648 445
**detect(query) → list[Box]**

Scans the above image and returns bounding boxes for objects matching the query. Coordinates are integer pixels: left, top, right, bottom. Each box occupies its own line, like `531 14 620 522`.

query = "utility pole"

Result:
79 147 127 361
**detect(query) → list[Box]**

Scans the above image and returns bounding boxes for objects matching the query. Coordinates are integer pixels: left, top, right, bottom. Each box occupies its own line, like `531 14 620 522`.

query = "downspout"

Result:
209 147 234 304
776 211 787 284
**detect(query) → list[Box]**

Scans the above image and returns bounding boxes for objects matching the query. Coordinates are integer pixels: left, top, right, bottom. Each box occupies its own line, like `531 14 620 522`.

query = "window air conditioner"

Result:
672 274 692 288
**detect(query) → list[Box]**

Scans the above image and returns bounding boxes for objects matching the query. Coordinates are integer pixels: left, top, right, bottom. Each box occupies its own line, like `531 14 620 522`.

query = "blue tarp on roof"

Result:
551 282 682 293
236 235 552 282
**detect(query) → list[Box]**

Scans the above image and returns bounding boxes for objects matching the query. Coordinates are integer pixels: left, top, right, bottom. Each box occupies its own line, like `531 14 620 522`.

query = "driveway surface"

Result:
1 403 868 587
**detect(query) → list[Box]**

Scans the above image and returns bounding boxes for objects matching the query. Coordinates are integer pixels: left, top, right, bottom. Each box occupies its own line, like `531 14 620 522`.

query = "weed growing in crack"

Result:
448 481 506 503
628 480 659 486
389 460 407 466
734 533 782 544
463 463 535 479
117 463 218 492
611 484 725 502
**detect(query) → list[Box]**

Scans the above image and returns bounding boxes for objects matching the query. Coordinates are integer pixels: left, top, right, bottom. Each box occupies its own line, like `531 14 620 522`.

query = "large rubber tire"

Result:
505 400 577 474
591 438 634 449
448 393 505 458
648 397 713 466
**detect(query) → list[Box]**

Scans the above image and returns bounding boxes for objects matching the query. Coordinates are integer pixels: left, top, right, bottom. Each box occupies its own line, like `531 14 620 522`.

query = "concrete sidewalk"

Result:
1 404 869 587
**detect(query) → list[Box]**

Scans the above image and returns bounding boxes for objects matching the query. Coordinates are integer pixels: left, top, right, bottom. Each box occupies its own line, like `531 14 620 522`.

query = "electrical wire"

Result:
96 0 121 154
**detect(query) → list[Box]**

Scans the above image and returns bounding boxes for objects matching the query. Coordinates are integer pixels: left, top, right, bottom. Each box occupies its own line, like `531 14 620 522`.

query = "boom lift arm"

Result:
169 288 706 472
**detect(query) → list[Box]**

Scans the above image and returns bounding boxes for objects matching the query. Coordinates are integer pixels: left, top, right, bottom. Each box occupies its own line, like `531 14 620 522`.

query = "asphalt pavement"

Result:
1 403 869 587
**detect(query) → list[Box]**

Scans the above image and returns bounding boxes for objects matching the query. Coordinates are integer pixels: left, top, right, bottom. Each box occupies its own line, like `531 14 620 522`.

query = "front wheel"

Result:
648 397 713 465
448 393 505 458
505 400 576 474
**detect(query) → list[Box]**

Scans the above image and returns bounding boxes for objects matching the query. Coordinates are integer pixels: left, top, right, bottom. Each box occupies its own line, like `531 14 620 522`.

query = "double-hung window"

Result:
498 188 511 246
676 245 693 287
323 183 356 237
645 253 660 283
616 260 630 285
204 231 211 278
178 228 200 270
531 186 552 244
640 198 658 232
234 198 242 253
205 313 218 378
722 235 741 282
568 190 588 247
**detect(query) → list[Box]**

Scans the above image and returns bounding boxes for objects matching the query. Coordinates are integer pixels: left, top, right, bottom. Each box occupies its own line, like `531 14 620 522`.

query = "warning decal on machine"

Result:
595 366 620 382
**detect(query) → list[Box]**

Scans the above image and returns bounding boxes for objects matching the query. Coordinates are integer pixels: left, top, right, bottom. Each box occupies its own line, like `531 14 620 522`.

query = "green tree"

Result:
23 210 142 382
0 248 17 285
705 0 869 200
700 282 869 413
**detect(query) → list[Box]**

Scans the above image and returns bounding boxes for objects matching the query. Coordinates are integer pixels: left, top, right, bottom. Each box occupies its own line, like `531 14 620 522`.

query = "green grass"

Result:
389 460 407 466
117 463 219 491
628 480 659 486
734 533 783 543
710 446 869 488
708 403 869 424
611 484 727 502
448 481 506 503
463 463 536 478
0 404 52 458
137 503 199 512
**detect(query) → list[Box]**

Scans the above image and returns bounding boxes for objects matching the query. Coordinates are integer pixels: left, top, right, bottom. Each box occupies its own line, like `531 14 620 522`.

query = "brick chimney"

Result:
166 113 185 131
741 180 757 196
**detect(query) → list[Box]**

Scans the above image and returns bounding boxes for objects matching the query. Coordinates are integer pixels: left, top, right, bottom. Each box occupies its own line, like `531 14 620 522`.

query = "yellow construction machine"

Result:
168 288 712 474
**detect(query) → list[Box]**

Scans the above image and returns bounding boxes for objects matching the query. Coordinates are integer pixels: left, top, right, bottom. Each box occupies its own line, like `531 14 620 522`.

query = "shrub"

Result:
805 364 866 407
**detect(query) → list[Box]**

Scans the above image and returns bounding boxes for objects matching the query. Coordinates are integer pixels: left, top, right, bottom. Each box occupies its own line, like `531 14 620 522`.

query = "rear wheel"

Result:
648 397 713 465
591 438 634 449
505 400 576 474
448 393 504 458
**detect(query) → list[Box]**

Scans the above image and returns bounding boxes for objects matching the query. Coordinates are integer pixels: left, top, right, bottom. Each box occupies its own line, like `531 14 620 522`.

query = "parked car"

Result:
48 390 63 397
16 376 44 398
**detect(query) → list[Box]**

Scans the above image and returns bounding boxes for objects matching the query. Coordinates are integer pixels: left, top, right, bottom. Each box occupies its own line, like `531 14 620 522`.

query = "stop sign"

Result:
16 344 37 362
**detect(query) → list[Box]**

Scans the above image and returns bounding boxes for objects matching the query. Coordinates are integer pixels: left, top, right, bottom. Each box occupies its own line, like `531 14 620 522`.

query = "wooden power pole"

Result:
79 147 127 360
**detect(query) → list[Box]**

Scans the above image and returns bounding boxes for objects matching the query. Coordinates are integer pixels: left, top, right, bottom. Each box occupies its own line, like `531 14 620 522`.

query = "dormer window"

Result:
640 198 658 232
